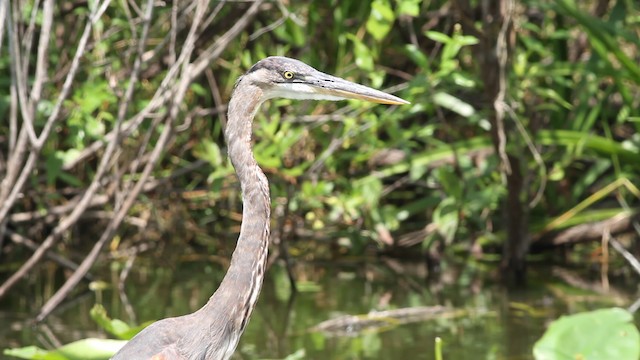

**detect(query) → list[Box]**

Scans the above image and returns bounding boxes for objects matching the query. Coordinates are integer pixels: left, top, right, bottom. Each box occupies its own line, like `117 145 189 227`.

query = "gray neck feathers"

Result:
203 80 271 353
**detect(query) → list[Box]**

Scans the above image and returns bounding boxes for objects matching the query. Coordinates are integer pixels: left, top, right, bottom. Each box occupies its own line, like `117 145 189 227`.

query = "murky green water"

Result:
0 257 634 359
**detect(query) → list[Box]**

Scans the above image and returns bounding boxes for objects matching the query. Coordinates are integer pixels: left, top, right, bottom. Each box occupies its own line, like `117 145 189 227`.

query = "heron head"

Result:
241 56 409 105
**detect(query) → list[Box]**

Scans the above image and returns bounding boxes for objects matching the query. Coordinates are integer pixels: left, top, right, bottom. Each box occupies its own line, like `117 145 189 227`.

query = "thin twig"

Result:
189 0 265 80
610 237 640 277
0 0 113 299
0 0 7 54
64 0 265 172
37 0 157 320
6 229 94 281
0 0 112 223
493 0 513 175
504 105 547 208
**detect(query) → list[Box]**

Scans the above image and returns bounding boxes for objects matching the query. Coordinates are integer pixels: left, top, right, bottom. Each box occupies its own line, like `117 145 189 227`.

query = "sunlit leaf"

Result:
533 308 640 360
3 346 55 360
425 31 451 44
432 197 459 243
283 349 306 360
404 44 430 69
193 139 223 167
433 92 475 117
90 305 147 340
4 339 126 360
397 0 421 17
366 0 395 41
347 34 374 71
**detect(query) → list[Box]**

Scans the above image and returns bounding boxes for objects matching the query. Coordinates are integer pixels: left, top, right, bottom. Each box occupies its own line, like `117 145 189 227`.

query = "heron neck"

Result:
210 81 270 330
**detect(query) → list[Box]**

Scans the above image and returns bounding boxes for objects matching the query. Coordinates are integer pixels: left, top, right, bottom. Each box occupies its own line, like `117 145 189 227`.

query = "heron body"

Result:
111 56 407 360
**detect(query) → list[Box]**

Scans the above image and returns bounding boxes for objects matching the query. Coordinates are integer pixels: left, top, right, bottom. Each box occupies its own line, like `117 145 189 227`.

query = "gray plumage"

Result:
111 56 407 360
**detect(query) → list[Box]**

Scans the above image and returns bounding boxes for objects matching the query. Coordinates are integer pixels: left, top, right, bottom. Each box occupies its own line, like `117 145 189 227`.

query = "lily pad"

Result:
4 338 126 360
533 307 640 360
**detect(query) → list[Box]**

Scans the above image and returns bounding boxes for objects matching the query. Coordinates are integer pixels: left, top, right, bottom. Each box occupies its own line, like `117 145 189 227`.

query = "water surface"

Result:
0 257 633 359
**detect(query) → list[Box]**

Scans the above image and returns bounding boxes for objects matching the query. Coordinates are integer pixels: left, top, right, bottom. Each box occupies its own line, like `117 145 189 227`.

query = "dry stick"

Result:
118 254 138 323
205 68 227 128
0 11 30 208
504 105 547 208
119 0 209 203
6 230 94 281
62 0 265 172
308 117 374 175
0 0 112 299
62 11 195 171
201 0 227 30
119 0 137 42
38 0 266 318
123 116 165 199
9 195 110 224
1 77 21 251
12 0 59 149
0 0 7 56
534 212 637 246
168 0 178 65
493 0 512 175
29 0 52 114
137 2 195 68
4 0 259 286
19 0 41 74
249 0 303 41
36 0 156 320
188 0 265 80
0 0 111 223
39 0 214 319
610 237 640 277
0 124 27 247
37 122 172 322
17 0 53 148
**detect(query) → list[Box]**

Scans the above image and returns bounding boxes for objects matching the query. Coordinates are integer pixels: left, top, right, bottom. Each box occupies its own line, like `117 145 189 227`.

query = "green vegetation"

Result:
534 308 640 360
3 339 124 360
2 0 639 278
1 0 639 358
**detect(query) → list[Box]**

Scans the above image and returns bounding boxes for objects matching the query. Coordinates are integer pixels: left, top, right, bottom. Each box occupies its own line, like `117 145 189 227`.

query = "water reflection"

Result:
0 259 635 359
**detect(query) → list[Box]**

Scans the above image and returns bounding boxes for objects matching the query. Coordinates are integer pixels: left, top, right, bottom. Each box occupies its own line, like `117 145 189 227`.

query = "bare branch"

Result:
0 0 7 54
0 0 113 299
37 0 156 319
6 229 94 281
189 0 265 80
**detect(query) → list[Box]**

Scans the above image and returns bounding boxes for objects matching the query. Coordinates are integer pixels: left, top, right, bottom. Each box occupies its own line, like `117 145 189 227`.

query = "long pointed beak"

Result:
306 71 409 105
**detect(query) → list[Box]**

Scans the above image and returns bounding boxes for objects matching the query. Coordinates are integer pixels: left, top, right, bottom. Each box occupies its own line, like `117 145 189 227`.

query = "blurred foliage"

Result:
1 0 639 263
533 307 640 360
3 338 124 360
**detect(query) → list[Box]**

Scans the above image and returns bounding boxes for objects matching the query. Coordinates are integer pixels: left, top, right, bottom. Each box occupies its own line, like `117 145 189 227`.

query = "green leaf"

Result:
432 197 459 243
432 92 476 117
91 305 130 340
4 339 126 360
347 34 374 71
45 153 64 186
90 304 147 340
3 346 56 360
283 349 306 360
54 339 125 360
404 44 429 69
366 0 395 41
425 31 451 44
555 0 640 83
397 0 420 17
193 139 223 167
533 308 640 360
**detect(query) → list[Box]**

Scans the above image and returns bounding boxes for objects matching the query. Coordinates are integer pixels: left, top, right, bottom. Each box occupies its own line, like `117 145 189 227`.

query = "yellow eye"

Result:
283 71 295 79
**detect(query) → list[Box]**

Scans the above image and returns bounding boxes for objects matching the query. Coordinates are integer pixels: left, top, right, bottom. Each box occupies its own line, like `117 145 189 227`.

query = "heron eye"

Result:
283 71 295 79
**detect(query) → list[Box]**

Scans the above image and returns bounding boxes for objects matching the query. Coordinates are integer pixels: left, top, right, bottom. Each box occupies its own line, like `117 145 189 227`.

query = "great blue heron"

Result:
111 56 408 360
